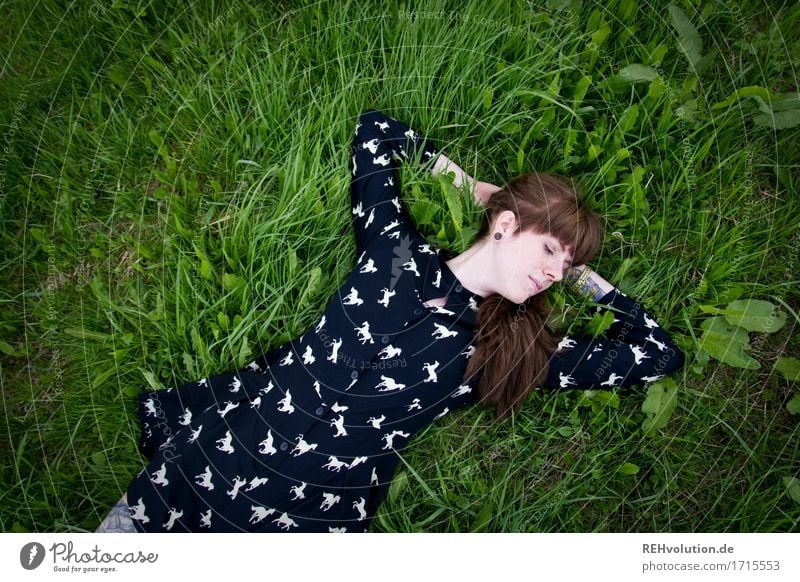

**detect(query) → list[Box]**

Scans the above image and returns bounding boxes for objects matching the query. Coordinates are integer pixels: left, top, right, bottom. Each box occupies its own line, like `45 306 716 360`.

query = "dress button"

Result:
381 335 390 344
351 370 359 380
315 406 325 416
279 442 289 452
455 284 463 292
413 308 422 315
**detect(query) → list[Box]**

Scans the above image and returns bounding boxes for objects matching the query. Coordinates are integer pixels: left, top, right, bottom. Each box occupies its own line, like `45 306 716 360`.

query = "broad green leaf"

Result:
617 64 659 83
668 4 703 70
618 462 640 476
787 395 800 416
287 246 298 276
641 377 678 434
91 451 107 467
591 24 611 46
237 335 252 368
388 470 409 503
64 327 111 342
711 86 773 110
217 312 230 331
722 299 786 333
586 310 616 337
774 356 800 381
753 109 800 129
222 272 245 293
557 426 576 437
783 477 800 504
482 87 493 112
698 317 759 369
139 367 163 390
438 175 463 232
617 104 640 133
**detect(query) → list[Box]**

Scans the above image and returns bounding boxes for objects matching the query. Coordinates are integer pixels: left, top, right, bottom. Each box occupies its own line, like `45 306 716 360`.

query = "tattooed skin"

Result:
565 266 611 302
95 494 137 533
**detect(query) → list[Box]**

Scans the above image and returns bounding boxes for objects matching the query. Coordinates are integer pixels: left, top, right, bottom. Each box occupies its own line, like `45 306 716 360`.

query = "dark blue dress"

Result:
126 109 685 532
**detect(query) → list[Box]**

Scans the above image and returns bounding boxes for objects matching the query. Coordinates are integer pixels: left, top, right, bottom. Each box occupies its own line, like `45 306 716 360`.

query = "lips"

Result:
528 276 540 293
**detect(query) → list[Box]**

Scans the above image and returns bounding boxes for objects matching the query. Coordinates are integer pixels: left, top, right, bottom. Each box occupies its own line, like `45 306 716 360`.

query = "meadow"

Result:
1 0 798 532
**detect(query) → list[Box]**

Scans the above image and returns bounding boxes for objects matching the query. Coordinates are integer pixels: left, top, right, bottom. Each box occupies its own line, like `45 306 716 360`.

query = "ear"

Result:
493 210 518 235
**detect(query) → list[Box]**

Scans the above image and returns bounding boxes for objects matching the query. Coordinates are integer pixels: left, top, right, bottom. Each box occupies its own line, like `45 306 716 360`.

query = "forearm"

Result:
431 152 474 190
564 265 615 301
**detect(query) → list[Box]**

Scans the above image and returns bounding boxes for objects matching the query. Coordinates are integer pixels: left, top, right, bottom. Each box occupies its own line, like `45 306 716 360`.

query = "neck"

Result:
444 239 495 298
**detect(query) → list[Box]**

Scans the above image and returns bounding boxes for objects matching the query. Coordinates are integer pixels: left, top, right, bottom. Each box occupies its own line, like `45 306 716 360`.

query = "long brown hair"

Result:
462 173 604 422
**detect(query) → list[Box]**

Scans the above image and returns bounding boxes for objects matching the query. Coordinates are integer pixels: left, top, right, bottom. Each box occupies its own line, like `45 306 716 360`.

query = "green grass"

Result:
1 0 798 532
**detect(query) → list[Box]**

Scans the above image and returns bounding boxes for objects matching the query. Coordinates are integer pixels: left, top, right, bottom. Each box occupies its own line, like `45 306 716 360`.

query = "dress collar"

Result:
421 246 484 324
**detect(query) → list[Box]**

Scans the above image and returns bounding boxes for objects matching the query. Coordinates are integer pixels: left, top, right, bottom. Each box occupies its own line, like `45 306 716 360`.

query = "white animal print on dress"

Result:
228 376 241 393
316 315 327 333
630 344 651 365
323 456 347 472
278 351 294 366
361 137 380 153
375 375 406 392
258 429 277 456
320 492 341 511
301 345 315 365
197 377 209 387
329 526 347 532
129 498 150 524
351 154 357 177
600 373 623 387
418 243 434 254
381 219 400 235
587 344 603 360
451 384 472 397
406 398 422 411
331 401 349 413
429 303 455 316
343 287 364 306
559 372 577 388
195 466 214 490
434 407 449 420
200 509 212 528
349 456 368 469
374 119 389 133
245 360 262 373
327 338 343 363
644 313 659 329
401 257 420 277
158 435 174 451
249 505 275 525
378 288 396 308
313 380 322 399
432 323 458 339
289 482 307 500
188 424 202 443
226 476 248 500
245 476 269 491
215 430 235 454
272 512 299 531
645 332 668 352
356 250 366 265
365 208 375 228
354 321 375 344
249 396 261 409
178 407 192 426
292 435 318 456
468 296 478 311
331 414 348 438
381 430 411 450
259 380 275 395
150 463 169 487
277 390 295 414
217 401 239 418
143 398 156 417
367 414 386 429
433 269 442 288
422 361 440 382
359 258 378 273
353 497 367 521
371 467 379 485
164 508 183 531
461 344 475 358
378 344 402 359
557 336 577 352
641 374 665 383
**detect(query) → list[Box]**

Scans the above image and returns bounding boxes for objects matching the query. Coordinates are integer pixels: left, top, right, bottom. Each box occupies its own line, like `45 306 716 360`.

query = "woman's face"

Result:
492 213 574 304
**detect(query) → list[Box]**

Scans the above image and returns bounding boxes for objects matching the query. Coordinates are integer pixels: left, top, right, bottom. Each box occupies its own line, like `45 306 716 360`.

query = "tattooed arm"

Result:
95 493 137 533
564 264 615 301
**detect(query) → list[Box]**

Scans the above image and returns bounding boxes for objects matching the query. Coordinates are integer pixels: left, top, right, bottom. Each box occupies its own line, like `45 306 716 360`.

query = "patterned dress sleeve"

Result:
350 109 441 254
543 288 685 391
